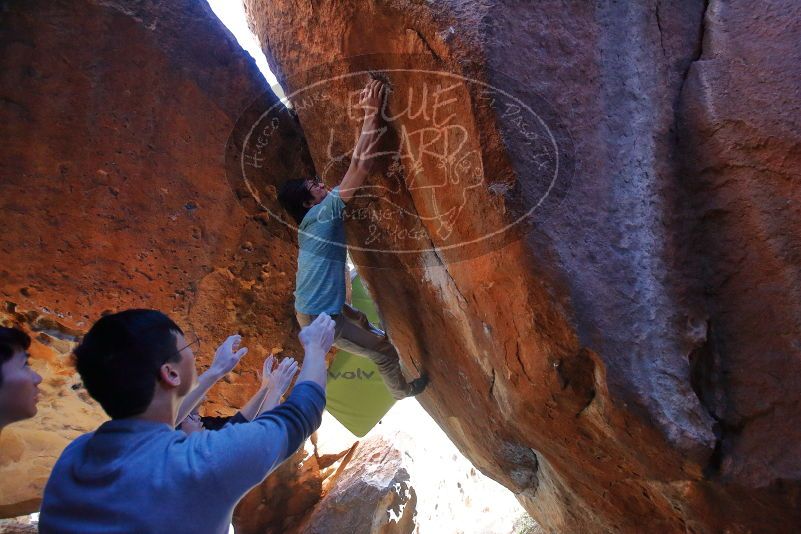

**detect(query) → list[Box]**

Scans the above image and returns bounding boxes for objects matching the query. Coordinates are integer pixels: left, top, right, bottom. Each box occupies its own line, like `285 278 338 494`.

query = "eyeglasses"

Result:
177 332 201 355
157 331 201 373
306 177 325 192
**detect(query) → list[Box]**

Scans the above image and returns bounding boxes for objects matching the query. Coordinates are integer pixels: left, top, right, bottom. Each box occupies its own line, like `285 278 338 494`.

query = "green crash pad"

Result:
325 275 395 437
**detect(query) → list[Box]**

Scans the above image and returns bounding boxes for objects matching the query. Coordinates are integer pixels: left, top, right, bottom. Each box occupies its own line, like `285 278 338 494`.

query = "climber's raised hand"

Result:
340 80 389 203
358 78 387 117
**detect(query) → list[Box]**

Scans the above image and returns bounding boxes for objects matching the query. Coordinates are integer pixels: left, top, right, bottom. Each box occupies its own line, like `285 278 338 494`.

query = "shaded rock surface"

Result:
233 421 355 534
244 0 801 532
0 517 37 533
0 0 313 519
296 435 416 534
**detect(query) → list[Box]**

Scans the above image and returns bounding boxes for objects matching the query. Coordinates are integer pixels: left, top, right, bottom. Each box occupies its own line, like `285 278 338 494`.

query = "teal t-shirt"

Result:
294 187 347 315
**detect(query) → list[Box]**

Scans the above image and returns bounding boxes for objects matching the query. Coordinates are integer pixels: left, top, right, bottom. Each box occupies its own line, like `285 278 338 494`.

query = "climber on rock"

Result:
0 327 42 438
278 78 428 400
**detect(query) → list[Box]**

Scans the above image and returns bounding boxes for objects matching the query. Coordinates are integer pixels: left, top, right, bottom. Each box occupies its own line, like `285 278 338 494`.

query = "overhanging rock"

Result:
244 1 801 531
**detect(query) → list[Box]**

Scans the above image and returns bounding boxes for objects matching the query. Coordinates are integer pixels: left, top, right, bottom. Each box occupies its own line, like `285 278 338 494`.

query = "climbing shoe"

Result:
406 374 429 397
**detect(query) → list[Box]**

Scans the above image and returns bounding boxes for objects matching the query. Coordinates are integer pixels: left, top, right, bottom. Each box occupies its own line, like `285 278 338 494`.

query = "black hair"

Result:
0 327 31 387
74 309 183 419
277 178 314 224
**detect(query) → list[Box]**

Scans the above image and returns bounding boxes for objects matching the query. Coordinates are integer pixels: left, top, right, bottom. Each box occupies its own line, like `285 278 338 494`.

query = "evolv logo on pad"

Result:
328 369 376 380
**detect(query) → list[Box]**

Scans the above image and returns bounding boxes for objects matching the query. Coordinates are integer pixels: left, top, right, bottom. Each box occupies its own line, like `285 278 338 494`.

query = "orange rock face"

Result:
3 0 800 531
243 0 801 531
0 0 313 519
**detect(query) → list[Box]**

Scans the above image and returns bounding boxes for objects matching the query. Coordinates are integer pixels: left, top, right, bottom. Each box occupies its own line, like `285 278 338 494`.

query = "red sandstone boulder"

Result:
0 0 313 519
243 0 801 531
2 0 800 531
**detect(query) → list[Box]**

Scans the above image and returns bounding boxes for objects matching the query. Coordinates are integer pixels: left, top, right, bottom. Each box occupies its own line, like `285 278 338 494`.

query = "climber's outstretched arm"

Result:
339 79 387 204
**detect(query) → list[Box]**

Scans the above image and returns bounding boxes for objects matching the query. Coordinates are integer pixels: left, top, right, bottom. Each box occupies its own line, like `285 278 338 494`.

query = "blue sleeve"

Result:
322 186 345 219
190 381 326 501
255 382 325 454
224 412 247 427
